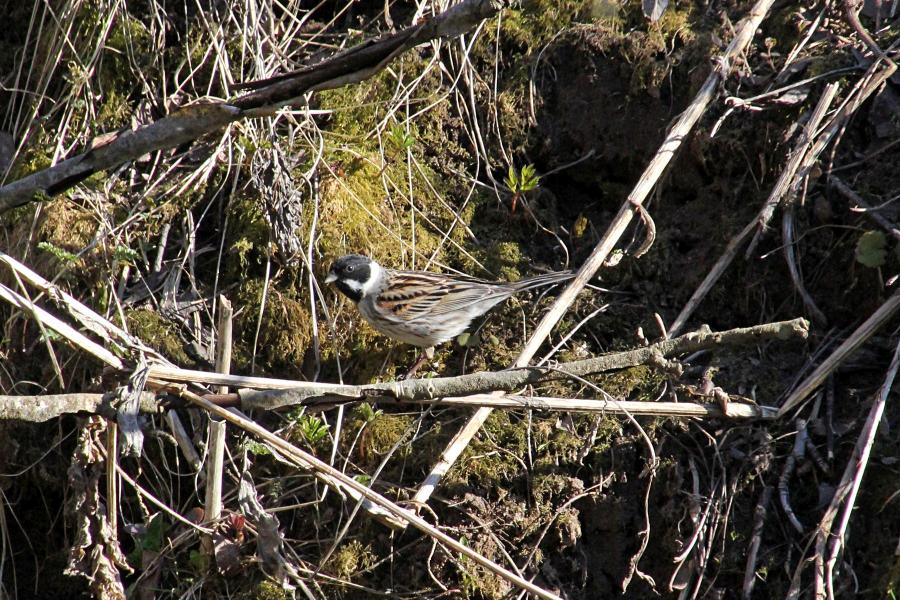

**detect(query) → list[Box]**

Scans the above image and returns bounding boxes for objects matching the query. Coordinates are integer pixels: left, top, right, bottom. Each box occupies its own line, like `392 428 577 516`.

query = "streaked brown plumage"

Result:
325 255 572 355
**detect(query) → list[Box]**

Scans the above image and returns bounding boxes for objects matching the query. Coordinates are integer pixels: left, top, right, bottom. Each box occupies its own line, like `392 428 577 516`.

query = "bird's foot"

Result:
399 347 434 380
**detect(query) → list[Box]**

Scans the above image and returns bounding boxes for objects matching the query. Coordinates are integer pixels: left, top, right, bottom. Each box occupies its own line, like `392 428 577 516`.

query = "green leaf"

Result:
456 332 480 347
37 241 78 263
519 164 540 191
128 513 166 567
189 549 209 572
113 245 140 263
504 164 541 193
504 165 518 191
142 513 166 552
246 440 272 456
296 414 329 443
388 124 415 150
856 230 888 268
572 214 589 239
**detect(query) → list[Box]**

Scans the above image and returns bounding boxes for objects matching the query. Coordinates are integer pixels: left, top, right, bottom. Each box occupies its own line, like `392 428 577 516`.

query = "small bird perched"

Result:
324 254 572 376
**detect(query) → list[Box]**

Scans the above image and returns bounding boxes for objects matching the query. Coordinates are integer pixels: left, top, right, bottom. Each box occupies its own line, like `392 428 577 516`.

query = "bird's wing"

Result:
375 271 509 322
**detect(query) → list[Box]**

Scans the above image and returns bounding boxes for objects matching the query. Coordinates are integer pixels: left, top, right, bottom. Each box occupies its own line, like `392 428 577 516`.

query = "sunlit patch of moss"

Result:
531 418 583 467
326 539 376 580
347 403 413 467
317 66 395 140
125 308 194 366
596 364 664 399
224 192 270 281
314 158 406 262
485 240 524 281
494 0 593 53
95 89 133 131
449 411 526 488
232 280 311 375
35 198 97 270
619 3 700 94
235 579 289 600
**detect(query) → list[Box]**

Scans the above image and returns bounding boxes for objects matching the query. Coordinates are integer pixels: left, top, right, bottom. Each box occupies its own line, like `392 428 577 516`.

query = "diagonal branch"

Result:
777 288 900 417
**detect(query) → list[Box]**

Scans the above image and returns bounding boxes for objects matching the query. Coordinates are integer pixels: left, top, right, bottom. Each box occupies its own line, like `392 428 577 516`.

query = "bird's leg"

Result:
401 347 434 380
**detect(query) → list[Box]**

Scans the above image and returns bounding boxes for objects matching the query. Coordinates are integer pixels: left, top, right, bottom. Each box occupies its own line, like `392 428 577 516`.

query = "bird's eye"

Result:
346 265 354 272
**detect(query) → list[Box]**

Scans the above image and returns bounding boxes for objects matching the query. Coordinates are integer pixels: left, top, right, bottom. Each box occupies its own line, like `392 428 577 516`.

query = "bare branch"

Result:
0 392 157 422
133 319 808 410
228 319 806 412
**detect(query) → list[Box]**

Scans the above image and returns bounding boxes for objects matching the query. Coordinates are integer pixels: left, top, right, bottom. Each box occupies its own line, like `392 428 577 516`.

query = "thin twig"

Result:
831 175 900 241
106 422 119 541
742 485 772 600
243 393 772 419
778 289 900 417
820 336 900 597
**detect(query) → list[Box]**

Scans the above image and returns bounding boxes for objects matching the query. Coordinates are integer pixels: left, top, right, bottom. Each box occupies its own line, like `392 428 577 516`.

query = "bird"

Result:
324 254 572 377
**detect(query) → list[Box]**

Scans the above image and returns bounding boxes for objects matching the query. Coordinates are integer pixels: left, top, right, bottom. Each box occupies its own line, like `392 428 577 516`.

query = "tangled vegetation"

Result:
1 0 900 599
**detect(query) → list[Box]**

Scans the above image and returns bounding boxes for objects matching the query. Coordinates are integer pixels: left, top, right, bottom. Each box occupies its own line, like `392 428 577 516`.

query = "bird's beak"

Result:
324 272 337 284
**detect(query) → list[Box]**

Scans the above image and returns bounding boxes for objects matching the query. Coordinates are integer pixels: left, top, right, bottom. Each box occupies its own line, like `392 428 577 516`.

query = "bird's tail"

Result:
509 270 574 293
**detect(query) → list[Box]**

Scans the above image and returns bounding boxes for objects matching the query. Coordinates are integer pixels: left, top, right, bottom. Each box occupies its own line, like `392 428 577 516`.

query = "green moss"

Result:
596 365 663 398
532 419 584 468
347 404 413 466
502 0 593 49
236 580 289 600
326 540 376 580
484 241 524 281
470 1 593 156
224 192 270 281
231 280 312 375
95 89 133 130
97 14 154 126
34 198 98 276
459 550 509 599
7 138 54 183
449 411 527 488
125 308 194 366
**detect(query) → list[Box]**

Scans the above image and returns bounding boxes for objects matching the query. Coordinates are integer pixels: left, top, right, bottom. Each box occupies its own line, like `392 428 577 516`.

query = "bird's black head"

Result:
325 254 376 303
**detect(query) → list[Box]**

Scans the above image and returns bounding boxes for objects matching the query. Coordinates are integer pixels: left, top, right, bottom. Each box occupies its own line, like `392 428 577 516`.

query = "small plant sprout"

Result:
37 241 79 263
387 123 415 151
504 163 540 213
296 414 329 445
